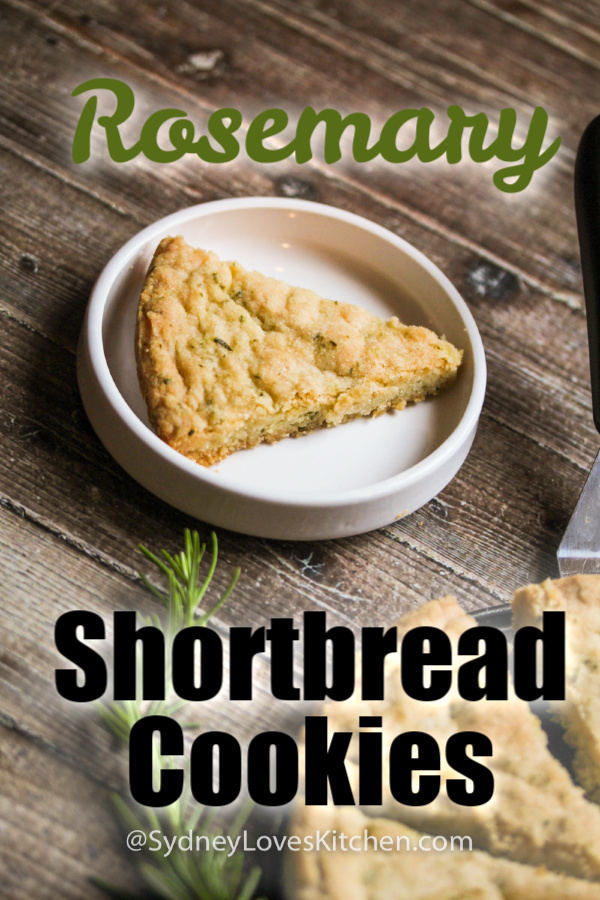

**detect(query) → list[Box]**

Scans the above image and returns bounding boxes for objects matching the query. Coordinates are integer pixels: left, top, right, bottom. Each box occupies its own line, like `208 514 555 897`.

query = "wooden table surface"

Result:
2 0 600 896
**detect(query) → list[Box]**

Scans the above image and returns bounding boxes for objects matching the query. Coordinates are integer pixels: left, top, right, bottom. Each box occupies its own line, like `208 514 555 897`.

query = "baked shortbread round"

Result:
301 594 600 882
290 804 600 900
135 236 463 465
513 575 600 805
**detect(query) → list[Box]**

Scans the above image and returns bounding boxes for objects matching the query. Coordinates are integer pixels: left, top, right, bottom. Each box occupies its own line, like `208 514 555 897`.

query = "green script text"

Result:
72 78 561 192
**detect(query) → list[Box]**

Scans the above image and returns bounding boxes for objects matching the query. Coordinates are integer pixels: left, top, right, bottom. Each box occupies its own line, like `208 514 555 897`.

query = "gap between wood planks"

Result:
238 0 552 113
478 0 600 42
3 0 584 310
465 0 600 70
259 529 508 608
0 726 144 900
248 0 596 129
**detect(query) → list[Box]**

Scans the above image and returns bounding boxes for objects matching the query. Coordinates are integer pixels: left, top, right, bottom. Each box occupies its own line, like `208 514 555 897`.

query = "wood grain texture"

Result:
2 0 600 894
466 0 600 67
0 726 144 900
1 0 593 300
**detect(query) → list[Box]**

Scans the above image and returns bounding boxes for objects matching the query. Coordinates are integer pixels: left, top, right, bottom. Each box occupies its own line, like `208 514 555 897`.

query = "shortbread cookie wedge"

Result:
317 595 600 880
512 575 600 804
290 805 600 900
136 236 462 465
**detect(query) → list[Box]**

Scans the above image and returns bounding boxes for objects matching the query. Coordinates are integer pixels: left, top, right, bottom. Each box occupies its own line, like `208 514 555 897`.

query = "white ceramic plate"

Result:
77 198 486 539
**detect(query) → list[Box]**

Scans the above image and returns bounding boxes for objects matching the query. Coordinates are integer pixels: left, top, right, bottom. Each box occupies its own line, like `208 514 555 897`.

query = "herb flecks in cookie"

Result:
136 236 462 466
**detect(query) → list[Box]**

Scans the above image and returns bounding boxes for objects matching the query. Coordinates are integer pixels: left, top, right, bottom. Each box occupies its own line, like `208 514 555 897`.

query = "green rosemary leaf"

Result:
139 544 172 581
111 792 147 834
199 567 240 626
195 533 219 608
139 572 167 604
160 549 180 573
236 868 263 900
138 863 189 900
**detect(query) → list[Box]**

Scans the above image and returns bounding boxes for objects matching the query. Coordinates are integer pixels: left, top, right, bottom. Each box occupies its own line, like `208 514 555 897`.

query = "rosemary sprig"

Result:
98 530 240 744
139 530 240 636
93 530 261 900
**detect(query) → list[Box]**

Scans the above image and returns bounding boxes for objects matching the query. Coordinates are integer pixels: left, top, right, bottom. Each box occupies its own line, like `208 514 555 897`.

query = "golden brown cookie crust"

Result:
290 805 600 900
513 575 600 805
135 236 463 465
298 594 600 881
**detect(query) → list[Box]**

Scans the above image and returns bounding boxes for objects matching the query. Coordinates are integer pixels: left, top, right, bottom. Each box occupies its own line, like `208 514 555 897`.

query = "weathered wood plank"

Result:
0 725 144 899
501 0 600 32
465 0 600 67
2 0 591 300
259 0 600 117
